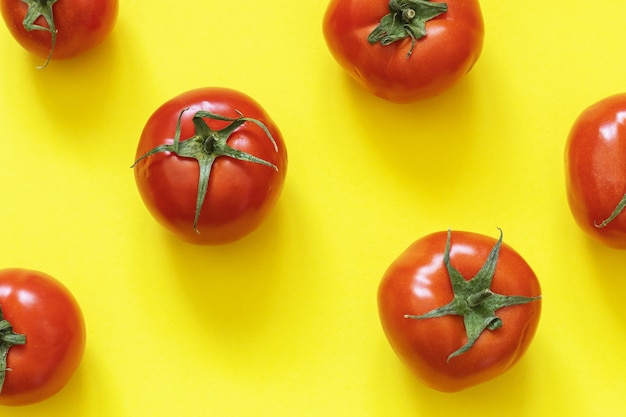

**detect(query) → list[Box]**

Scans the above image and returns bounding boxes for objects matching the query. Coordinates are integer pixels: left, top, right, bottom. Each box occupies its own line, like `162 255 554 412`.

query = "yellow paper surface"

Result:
1 1 625 415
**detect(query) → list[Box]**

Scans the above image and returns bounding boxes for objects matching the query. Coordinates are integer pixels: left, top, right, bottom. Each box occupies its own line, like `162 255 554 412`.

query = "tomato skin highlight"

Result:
134 87 288 245
565 94 626 249
322 0 484 103
378 231 541 392
0 0 118 60
0 269 86 406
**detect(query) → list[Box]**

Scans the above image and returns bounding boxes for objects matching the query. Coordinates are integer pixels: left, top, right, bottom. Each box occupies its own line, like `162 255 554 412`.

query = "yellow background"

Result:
1 1 625 415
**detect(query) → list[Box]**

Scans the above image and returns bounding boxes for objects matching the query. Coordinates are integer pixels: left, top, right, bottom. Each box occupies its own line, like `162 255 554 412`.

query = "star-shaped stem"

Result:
0 306 27 394
405 229 541 361
21 0 59 68
132 109 279 234
368 0 448 58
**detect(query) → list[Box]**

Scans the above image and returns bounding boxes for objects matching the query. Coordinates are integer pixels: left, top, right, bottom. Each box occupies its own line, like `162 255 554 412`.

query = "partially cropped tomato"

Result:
323 0 484 103
378 230 541 392
0 0 118 67
0 269 86 406
565 93 626 249
133 87 288 245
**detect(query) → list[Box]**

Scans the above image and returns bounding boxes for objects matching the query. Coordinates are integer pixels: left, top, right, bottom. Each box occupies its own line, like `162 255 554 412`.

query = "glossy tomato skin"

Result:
134 88 288 245
0 0 118 59
323 0 484 103
565 94 626 249
378 231 541 392
0 269 86 406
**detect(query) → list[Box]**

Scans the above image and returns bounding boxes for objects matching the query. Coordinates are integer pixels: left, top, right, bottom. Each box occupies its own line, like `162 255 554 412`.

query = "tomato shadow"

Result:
326 44 518 211
367 336 567 416
161 183 319 366
24 18 155 151
25 30 118 118
339 70 481 196
584 238 626 331
164 213 283 330
0 349 121 416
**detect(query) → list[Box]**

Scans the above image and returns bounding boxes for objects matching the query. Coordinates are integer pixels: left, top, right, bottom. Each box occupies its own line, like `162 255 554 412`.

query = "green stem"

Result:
595 192 626 228
21 0 60 68
132 109 279 234
0 308 27 394
368 0 448 58
405 229 541 361
467 289 494 307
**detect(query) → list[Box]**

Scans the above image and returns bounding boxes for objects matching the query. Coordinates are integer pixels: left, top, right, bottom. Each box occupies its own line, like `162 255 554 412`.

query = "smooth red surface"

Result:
134 87 288 245
565 93 626 249
0 0 118 59
322 0 484 103
0 269 85 406
378 231 541 392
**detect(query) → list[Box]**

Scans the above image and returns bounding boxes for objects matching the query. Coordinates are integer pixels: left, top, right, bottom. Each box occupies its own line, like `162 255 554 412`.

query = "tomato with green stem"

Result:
0 0 118 68
322 0 484 103
565 93 626 249
0 269 85 406
133 87 288 245
378 230 541 392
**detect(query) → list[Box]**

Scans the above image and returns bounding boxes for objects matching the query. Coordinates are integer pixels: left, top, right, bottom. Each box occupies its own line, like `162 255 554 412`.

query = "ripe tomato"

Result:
133 87 288 245
323 0 484 103
0 269 86 406
565 93 626 249
0 0 118 67
378 230 541 392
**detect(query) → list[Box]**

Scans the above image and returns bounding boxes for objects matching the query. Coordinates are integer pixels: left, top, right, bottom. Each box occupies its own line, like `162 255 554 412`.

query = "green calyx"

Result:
595 193 626 228
132 109 279 234
405 229 541 362
0 305 27 394
368 0 448 59
21 0 59 68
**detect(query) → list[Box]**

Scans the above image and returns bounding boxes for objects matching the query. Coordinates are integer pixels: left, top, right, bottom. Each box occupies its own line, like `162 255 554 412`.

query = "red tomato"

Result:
565 93 626 249
0 0 118 66
378 230 541 392
133 87 288 245
0 269 85 406
323 0 484 103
